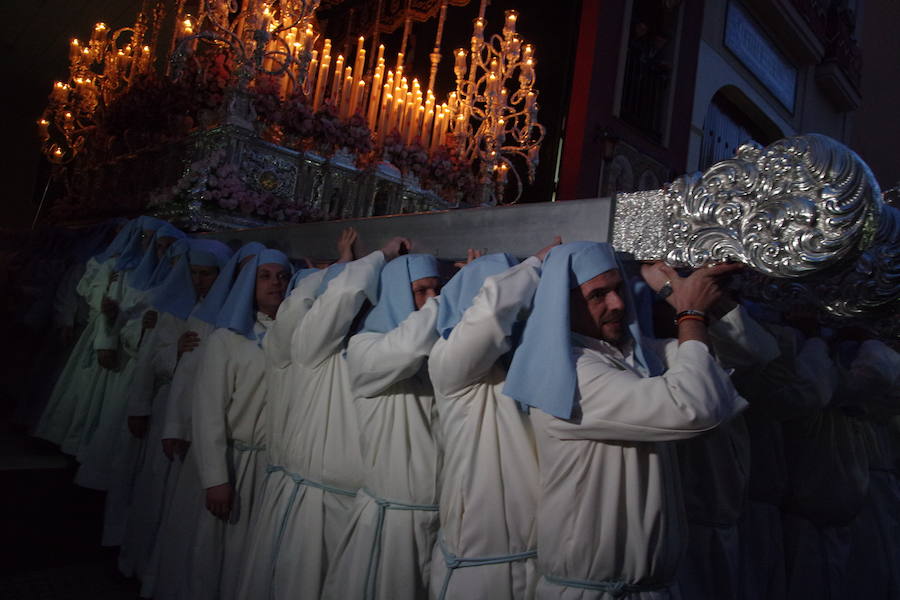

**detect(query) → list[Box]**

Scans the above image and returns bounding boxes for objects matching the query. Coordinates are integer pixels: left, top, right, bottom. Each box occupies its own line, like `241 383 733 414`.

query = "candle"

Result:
377 44 385 65
349 79 364 117
38 118 49 139
313 54 330 110
454 49 467 80
523 44 533 61
330 55 344 104
408 105 424 145
503 10 518 38
472 18 485 49
422 108 434 148
341 74 353 118
307 51 319 94
52 82 68 102
367 70 382 127
432 111 444 150
70 39 81 63
92 22 107 43
378 92 393 142
354 36 365 74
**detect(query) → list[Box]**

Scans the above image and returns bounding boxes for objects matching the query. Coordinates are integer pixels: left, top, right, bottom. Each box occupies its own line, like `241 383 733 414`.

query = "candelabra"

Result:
450 9 545 204
169 0 321 129
38 17 156 164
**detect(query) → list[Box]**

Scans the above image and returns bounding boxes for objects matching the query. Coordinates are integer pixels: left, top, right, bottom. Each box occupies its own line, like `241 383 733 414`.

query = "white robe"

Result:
531 333 747 600
674 308 779 600
141 316 214 598
781 340 864 600
427 257 543 600
236 253 380 600
74 274 148 493
34 256 114 450
323 297 442 600
733 325 832 600
116 311 188 579
188 315 273 600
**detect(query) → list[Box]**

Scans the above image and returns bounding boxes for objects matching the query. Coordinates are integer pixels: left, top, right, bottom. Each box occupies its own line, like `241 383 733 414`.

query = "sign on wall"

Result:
724 1 798 112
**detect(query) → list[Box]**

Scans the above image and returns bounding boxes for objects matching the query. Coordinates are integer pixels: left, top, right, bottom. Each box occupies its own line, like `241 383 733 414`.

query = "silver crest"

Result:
612 133 898 336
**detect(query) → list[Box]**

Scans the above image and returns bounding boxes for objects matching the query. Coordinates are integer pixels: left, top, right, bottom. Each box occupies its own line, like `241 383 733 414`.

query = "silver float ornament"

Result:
613 133 898 336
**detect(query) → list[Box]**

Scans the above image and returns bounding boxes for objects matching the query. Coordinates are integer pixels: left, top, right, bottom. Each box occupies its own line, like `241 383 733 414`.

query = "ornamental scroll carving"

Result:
612 133 898 335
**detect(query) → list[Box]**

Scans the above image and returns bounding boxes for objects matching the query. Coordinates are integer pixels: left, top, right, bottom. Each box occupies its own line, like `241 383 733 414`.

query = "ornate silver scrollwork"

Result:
664 134 881 276
612 133 898 336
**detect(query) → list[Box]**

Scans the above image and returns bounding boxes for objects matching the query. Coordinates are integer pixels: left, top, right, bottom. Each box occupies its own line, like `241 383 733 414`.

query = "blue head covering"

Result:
145 235 191 289
149 239 233 320
84 218 130 264
288 267 321 292
436 253 520 339
504 242 663 420
126 223 186 290
114 216 170 271
215 248 292 339
630 278 656 338
191 241 265 325
361 254 440 334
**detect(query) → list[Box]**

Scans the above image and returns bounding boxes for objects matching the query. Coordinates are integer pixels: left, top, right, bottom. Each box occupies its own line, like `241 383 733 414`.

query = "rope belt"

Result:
360 487 439 600
265 465 357 600
436 532 536 600
542 573 671 598
228 439 266 453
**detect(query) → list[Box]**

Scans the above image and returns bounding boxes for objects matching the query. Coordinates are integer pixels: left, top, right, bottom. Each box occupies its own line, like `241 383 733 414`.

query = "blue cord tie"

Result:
265 465 357 600
542 573 671 598
360 488 438 600
435 531 536 600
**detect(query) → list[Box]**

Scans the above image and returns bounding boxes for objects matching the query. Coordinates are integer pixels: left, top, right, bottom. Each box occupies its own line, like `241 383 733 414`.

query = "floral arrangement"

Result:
148 149 322 224
382 132 430 178
100 48 235 147
422 145 478 201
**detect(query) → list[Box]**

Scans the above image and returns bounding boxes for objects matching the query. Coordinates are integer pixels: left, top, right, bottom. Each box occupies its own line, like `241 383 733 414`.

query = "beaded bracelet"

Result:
674 310 708 327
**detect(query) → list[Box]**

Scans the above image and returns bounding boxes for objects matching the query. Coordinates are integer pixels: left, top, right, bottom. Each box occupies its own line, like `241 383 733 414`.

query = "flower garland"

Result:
148 149 322 224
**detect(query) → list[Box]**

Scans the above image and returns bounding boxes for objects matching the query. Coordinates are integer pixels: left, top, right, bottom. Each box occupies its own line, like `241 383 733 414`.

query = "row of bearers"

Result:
35 216 894 599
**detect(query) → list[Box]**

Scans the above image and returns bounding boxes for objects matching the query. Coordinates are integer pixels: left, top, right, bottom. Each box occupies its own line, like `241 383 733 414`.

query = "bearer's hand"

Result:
337 227 358 263
381 237 411 262
534 236 563 262
453 248 484 268
177 331 200 359
161 438 190 461
142 310 158 330
101 296 119 321
651 262 744 313
128 416 149 439
97 349 117 370
206 483 234 520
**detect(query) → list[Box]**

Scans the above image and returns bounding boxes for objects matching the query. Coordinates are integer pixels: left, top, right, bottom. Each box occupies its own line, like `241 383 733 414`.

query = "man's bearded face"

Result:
569 269 627 345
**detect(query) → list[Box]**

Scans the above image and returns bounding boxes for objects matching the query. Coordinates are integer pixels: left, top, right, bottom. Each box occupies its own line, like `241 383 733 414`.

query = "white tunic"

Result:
531 333 747 600
674 308 779 600
323 297 441 600
146 316 212 600
733 325 832 600
427 257 543 600
237 252 379 600
188 316 272 600
74 275 147 493
35 256 114 450
117 311 188 580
